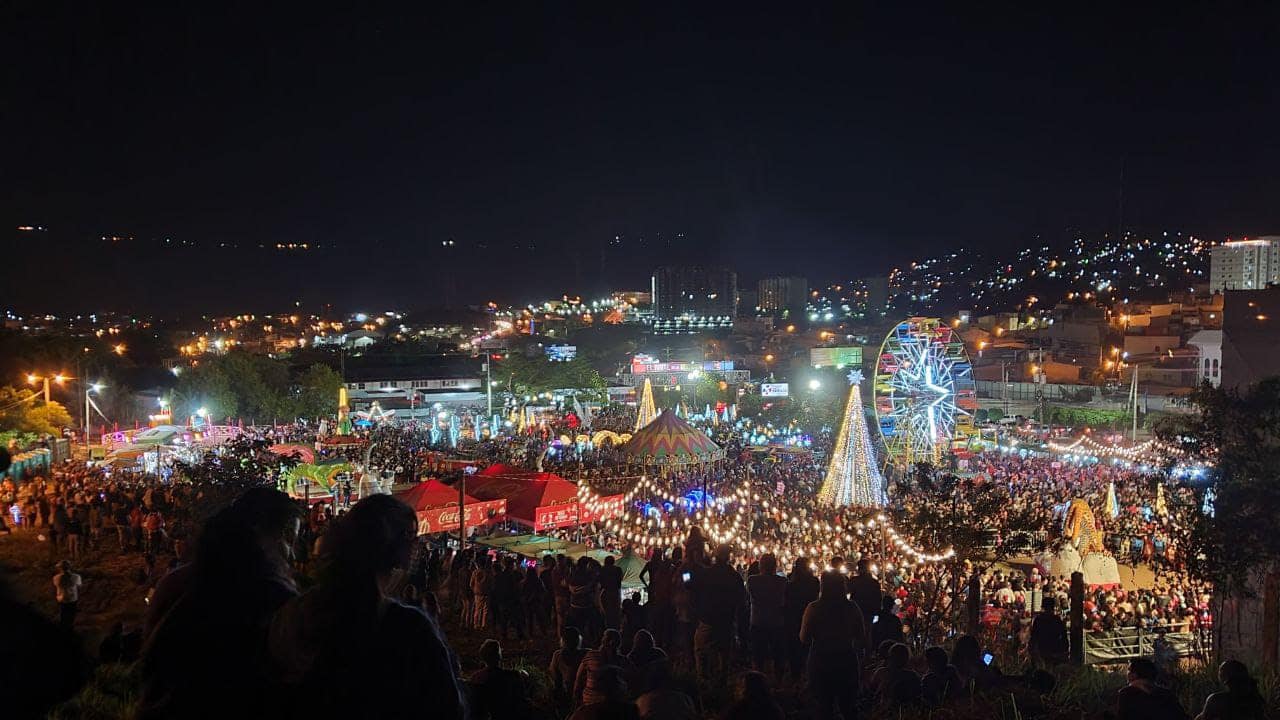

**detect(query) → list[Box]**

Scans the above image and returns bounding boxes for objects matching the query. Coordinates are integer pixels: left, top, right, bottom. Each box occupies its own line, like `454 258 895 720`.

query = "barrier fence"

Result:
1082 622 1211 665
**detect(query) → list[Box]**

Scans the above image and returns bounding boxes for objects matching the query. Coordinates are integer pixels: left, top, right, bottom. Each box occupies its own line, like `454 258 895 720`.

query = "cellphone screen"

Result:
982 653 994 666
682 572 691 582
872 616 879 624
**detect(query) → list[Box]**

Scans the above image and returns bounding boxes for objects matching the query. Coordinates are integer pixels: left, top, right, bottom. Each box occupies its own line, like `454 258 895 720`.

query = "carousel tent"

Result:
620 409 724 466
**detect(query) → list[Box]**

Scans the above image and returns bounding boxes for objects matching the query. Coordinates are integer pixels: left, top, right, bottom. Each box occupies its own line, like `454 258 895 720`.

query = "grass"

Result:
0 529 153 651
7 530 1278 719
47 664 139 720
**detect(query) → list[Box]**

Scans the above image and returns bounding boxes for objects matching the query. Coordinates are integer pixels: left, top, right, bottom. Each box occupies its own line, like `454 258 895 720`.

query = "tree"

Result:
175 361 239 420
890 463 1049 646
21 402 73 435
0 385 72 436
294 363 343 419
1158 379 1280 595
501 353 605 398
819 373 886 506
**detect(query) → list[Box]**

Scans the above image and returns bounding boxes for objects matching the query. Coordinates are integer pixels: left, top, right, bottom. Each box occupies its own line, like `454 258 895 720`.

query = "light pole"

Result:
485 356 493 416
84 382 104 449
26 372 68 404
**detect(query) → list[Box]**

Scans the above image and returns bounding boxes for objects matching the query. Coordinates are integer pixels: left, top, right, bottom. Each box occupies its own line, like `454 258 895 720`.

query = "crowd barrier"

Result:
1082 622 1210 664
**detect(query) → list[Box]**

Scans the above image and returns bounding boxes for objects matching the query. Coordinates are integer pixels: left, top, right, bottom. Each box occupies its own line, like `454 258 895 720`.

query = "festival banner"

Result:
417 498 507 534
533 494 625 531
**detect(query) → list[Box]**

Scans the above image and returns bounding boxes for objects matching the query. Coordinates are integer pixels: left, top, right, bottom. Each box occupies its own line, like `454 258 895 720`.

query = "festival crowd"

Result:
0 412 1264 719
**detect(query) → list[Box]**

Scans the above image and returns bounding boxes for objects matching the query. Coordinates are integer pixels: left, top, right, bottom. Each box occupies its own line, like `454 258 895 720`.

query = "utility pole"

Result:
1130 367 1140 442
485 357 493 416
457 467 474 552
84 387 91 449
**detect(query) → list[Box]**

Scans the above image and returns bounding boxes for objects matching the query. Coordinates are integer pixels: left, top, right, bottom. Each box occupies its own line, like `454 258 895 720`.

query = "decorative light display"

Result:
577 473 954 566
874 317 976 464
819 370 887 507
1045 434 1211 467
635 378 657 432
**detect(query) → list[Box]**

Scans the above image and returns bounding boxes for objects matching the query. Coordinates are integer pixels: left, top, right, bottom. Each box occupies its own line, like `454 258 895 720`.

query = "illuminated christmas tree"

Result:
635 378 658 431
819 370 888 507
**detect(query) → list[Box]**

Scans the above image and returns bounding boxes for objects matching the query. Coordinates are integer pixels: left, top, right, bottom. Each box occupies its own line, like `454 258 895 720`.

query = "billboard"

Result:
546 345 578 362
760 383 790 397
629 358 735 374
810 346 863 368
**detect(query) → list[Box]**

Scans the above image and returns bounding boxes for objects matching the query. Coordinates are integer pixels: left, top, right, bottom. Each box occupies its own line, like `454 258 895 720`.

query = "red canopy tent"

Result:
397 479 506 535
468 464 622 531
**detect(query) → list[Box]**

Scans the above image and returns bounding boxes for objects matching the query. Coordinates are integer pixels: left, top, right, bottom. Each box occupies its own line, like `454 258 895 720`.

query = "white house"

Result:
1186 330 1222 387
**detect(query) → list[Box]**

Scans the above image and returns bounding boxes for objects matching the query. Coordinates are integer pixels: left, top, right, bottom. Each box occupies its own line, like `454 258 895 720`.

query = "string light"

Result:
577 466 955 567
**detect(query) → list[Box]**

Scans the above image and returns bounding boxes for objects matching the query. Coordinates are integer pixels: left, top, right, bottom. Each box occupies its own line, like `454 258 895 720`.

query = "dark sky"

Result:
5 3 1279 314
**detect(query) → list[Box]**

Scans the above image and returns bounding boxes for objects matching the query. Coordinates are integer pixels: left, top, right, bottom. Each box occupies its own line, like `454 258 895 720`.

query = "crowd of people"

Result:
0 408 1266 719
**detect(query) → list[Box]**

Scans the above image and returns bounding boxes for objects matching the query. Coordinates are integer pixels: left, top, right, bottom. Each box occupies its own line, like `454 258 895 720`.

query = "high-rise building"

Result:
1210 237 1280 292
651 266 737 324
757 276 808 315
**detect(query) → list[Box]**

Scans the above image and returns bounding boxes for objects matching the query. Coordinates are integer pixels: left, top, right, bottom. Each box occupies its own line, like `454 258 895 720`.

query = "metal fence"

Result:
1082 623 1211 665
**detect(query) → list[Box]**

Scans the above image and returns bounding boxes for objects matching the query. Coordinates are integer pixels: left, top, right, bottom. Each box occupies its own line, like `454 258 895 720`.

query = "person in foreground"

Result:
569 665 639 720
800 570 867 720
720 671 785 720
1195 659 1265 720
139 488 302 719
269 494 466 720
1115 658 1187 720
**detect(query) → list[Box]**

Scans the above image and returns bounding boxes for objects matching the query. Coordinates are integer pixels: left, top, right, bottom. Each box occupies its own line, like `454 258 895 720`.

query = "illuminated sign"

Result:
630 358 735 374
760 383 790 397
810 346 863 368
546 345 578 362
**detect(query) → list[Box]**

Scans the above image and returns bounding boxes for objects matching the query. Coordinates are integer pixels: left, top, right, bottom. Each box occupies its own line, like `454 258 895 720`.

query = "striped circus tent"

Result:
621 409 725 467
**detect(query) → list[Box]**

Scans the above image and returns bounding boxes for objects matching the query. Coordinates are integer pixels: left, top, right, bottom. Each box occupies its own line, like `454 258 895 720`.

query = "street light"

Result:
85 382 104 449
26 372 69 403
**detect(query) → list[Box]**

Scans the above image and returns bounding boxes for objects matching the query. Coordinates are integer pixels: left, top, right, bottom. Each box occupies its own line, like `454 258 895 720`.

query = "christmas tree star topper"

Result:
847 369 864 385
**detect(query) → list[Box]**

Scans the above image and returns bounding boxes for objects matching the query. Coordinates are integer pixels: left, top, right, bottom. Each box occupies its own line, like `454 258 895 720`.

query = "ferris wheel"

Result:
873 317 977 465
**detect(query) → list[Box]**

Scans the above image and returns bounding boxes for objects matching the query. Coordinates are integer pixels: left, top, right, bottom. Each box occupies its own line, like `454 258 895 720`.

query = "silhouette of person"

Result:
270 494 466 720
139 487 302 719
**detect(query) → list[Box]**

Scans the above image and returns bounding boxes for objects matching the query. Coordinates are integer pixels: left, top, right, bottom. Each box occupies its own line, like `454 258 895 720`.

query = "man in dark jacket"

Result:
690 545 744 684
1115 658 1188 720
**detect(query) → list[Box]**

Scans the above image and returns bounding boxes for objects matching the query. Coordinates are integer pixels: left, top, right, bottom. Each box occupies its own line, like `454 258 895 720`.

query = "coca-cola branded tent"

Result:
397 479 506 535
466 464 622 531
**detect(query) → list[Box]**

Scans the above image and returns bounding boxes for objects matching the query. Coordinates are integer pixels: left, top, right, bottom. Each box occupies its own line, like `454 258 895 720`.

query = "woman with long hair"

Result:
139 487 303 719
270 494 466 720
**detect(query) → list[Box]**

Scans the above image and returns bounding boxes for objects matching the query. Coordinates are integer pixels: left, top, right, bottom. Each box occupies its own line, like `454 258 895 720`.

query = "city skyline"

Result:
6 5 1280 313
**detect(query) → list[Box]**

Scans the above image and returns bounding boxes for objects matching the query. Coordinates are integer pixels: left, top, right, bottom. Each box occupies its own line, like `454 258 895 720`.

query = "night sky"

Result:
6 4 1279 314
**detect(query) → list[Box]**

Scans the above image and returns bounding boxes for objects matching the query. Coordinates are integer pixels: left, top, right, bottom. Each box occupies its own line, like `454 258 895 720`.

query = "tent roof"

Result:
466 464 579 525
621 409 724 466
397 479 484 511
474 533 645 585
269 443 316 464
